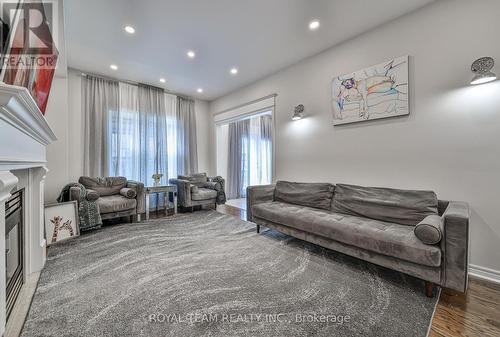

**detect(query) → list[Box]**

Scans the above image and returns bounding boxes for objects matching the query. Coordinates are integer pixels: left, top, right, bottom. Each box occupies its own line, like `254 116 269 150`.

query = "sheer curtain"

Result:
247 114 272 188
107 83 179 208
227 113 272 199
109 83 171 184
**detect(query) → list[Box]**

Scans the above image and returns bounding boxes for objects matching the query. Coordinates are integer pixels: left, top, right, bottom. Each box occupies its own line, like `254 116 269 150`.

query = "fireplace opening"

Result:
5 188 23 320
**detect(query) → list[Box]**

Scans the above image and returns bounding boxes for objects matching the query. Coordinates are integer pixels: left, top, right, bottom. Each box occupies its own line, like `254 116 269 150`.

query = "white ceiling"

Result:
65 0 436 101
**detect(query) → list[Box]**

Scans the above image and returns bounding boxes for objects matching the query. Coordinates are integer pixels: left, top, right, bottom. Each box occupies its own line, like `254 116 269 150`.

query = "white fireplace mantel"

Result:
0 83 57 335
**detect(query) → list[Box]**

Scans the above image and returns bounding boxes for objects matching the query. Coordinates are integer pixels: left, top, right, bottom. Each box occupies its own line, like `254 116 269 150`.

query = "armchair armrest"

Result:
69 186 98 202
441 201 470 292
246 184 275 222
86 189 100 201
208 176 225 190
203 181 218 189
126 180 145 214
169 178 192 207
69 186 82 202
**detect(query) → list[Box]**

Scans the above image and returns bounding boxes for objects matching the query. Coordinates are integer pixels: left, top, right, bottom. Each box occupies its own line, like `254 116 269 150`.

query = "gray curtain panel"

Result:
260 114 272 141
227 118 249 199
176 97 198 175
83 75 119 177
138 84 167 183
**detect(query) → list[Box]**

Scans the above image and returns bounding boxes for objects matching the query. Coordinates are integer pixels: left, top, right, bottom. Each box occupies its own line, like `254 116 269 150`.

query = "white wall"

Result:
216 124 229 180
44 0 69 202
44 69 82 201
67 69 84 183
44 77 69 201
195 99 213 175
209 0 500 275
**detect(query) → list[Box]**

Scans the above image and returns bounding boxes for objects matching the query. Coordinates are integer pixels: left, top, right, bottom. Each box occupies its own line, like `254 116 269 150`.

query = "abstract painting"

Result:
332 55 409 125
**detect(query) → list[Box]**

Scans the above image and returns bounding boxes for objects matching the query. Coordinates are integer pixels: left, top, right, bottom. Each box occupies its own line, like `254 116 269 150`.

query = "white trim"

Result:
214 93 277 115
469 264 500 284
214 94 276 124
215 108 272 126
0 83 57 146
0 159 47 171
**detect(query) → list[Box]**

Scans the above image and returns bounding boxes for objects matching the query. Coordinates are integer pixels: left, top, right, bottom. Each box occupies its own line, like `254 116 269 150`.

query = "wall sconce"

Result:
471 57 497 85
292 104 304 120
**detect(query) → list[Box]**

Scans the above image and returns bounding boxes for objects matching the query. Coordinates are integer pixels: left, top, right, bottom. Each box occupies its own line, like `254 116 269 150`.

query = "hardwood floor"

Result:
217 204 247 221
429 278 500 337
216 204 500 337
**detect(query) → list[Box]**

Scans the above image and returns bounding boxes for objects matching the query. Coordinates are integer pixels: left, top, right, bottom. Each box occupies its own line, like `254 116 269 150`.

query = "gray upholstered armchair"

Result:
169 173 225 211
70 176 145 221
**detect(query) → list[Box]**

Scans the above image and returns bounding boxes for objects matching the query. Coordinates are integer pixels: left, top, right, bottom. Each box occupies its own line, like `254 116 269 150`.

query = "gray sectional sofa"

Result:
247 181 469 296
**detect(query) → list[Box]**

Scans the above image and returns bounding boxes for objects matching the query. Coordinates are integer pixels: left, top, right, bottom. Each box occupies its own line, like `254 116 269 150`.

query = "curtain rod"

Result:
70 67 195 100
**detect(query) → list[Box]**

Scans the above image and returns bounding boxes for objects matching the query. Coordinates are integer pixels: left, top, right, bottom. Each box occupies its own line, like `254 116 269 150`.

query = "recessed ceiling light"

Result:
124 25 135 34
197 88 203 93
110 64 118 70
309 20 320 31
187 50 196 59
230 67 238 75
159 78 166 83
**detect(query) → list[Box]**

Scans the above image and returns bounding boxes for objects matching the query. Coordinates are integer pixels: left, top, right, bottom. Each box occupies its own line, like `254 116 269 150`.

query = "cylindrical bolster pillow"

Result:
86 189 100 201
414 215 444 244
120 188 137 199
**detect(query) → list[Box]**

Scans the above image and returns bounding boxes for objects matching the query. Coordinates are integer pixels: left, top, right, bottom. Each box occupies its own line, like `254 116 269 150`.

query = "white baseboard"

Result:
469 264 500 284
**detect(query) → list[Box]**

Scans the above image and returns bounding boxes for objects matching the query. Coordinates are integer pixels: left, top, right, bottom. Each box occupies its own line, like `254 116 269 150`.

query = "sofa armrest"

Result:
169 178 192 207
126 180 145 214
441 201 470 292
246 184 275 222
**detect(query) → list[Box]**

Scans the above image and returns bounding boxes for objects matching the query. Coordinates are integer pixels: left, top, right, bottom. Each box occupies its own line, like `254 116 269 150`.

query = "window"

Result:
107 83 179 188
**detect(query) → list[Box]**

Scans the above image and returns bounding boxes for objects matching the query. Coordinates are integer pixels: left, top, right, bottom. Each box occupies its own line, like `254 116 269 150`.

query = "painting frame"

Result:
332 55 410 126
44 201 80 246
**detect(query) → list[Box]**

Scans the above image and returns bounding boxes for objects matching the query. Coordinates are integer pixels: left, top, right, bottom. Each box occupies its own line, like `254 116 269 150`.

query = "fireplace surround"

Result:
0 83 56 335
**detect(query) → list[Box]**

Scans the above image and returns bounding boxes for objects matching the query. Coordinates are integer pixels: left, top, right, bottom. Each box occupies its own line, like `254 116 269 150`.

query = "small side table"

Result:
145 185 177 220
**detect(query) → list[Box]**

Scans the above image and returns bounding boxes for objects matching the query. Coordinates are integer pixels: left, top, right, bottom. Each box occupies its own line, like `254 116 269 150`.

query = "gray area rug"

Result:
21 210 438 337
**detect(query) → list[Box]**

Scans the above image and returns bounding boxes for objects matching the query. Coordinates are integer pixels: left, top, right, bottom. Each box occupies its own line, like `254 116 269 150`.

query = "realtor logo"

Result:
0 0 59 114
1 0 58 57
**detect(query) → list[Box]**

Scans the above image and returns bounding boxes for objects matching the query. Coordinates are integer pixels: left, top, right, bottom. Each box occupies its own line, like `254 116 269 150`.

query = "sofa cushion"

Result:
98 195 137 214
79 176 128 197
179 173 208 187
252 201 441 267
332 184 438 226
120 187 137 199
191 188 217 201
414 215 444 245
275 181 335 210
